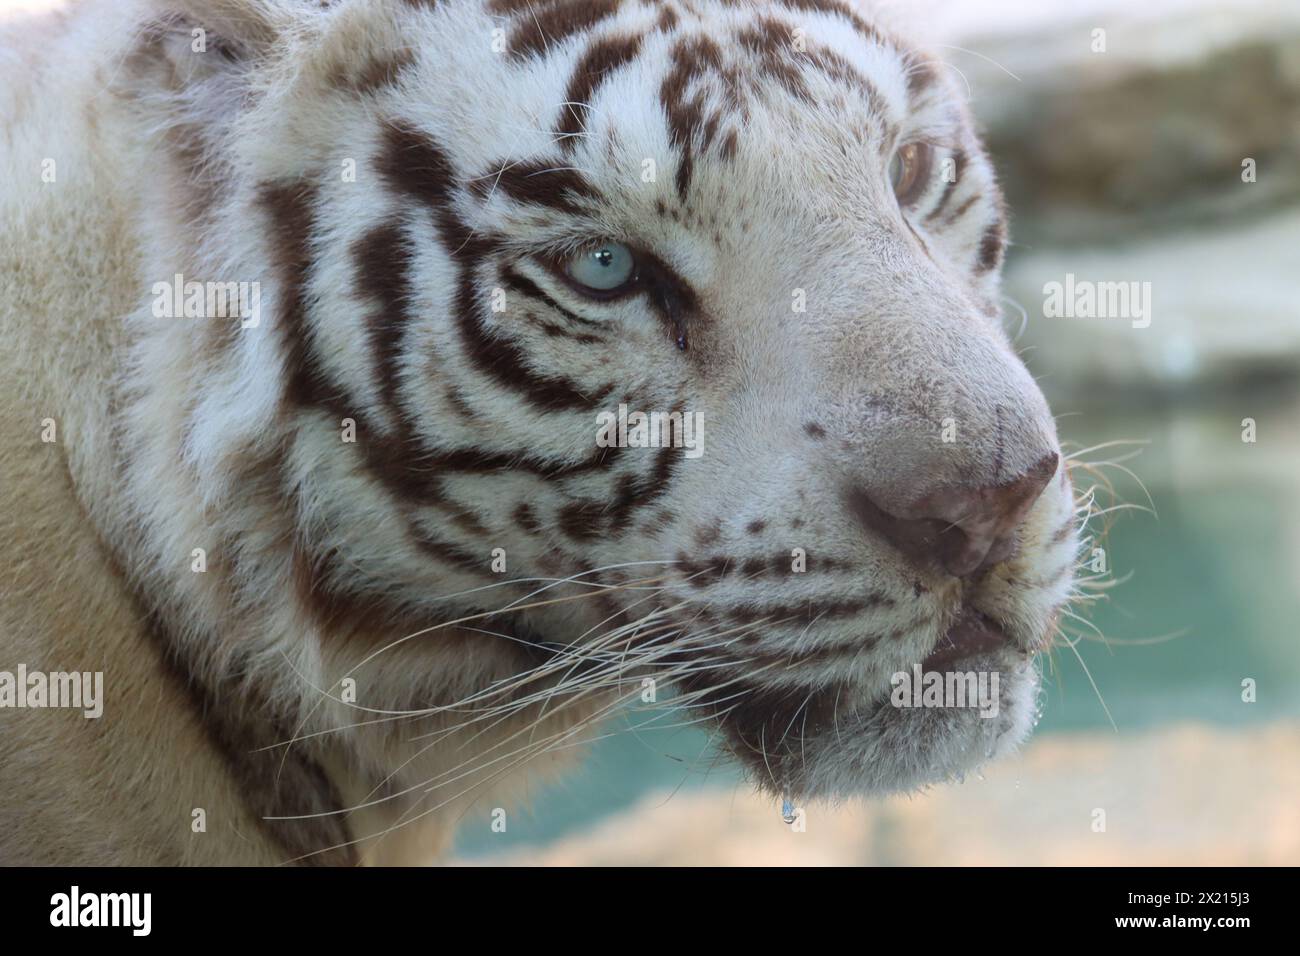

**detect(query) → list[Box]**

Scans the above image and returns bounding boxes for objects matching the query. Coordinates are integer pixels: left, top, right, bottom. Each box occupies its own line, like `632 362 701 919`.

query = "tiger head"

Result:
124 0 1080 819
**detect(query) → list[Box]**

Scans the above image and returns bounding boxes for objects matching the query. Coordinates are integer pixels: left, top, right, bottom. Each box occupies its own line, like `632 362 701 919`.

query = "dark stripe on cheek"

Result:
515 502 542 534
598 445 677 538
427 443 619 481
352 222 415 428
613 442 678 526
410 518 496 575
557 441 683 543
456 270 615 410
559 499 606 541
500 265 604 330
257 182 333 410
525 312 606 344
941 193 980 228
976 219 1006 273
925 148 965 223
558 33 644 153
258 175 456 506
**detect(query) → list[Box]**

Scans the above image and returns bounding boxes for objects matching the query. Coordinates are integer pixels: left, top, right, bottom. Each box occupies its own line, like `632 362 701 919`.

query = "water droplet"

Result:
781 796 797 824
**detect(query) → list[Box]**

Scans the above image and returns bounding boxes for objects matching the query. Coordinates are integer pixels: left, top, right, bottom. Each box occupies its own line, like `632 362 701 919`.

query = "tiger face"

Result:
124 0 1079 818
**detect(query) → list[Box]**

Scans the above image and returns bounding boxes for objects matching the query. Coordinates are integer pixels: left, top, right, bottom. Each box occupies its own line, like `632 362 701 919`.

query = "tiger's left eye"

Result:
565 242 637 295
888 142 932 205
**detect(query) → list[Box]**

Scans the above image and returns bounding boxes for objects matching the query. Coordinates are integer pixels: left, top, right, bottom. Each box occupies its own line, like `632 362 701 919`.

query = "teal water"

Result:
455 381 1300 857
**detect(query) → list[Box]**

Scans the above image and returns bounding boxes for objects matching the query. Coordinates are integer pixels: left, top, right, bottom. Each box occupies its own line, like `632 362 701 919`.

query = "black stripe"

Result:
93 516 359 866
352 220 416 429
976 219 1006 273
558 32 644 152
659 35 726 201
925 148 965 223
409 518 496 575
500 265 605 330
942 193 980 227
723 595 892 625
455 278 615 410
472 159 601 215
493 0 621 61
258 181 338 412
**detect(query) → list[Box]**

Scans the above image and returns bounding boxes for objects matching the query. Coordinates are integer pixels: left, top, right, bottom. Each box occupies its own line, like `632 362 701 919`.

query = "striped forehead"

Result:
384 1 952 230
455 0 940 158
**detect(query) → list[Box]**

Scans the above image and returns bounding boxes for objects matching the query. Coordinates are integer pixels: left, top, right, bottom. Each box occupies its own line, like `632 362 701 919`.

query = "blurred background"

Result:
455 0 1300 864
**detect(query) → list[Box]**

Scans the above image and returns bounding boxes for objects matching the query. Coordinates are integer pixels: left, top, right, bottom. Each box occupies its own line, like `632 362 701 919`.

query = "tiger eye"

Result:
566 242 637 294
888 142 931 205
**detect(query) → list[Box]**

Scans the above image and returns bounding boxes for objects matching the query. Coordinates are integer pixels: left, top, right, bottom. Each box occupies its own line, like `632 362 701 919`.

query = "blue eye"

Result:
565 242 637 294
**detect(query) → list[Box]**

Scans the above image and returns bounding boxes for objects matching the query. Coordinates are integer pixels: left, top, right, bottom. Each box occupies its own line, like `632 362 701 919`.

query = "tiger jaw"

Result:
705 606 1053 801
747 654 1043 801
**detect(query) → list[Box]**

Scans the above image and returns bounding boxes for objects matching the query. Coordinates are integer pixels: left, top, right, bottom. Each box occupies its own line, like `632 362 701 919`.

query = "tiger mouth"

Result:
920 609 1017 671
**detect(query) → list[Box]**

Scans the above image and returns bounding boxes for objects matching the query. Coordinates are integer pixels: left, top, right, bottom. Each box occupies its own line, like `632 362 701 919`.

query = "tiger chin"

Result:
0 0 1079 865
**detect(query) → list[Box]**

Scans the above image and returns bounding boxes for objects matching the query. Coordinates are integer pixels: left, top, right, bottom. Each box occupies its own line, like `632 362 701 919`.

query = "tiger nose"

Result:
848 453 1060 578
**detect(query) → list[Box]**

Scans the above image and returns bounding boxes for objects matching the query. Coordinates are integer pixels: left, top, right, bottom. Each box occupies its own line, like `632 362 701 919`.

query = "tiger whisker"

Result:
929 44 1023 83
1062 438 1151 460
269 573 681 776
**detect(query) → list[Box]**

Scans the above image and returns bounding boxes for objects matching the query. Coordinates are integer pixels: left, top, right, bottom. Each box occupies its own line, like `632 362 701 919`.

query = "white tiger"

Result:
0 0 1082 864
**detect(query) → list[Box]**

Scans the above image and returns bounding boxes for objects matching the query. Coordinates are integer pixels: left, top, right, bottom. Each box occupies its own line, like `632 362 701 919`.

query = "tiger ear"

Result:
129 1 304 118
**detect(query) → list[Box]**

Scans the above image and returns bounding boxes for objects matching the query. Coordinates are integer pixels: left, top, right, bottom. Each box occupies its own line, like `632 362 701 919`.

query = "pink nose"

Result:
849 452 1059 578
